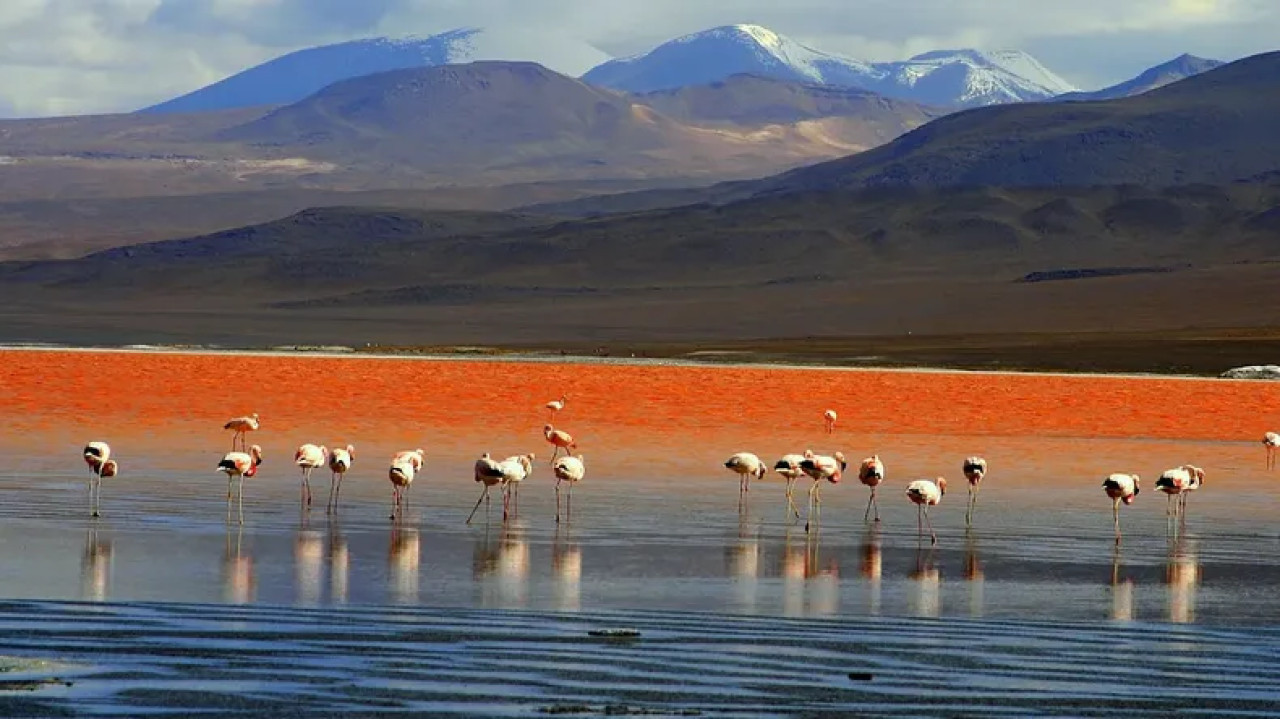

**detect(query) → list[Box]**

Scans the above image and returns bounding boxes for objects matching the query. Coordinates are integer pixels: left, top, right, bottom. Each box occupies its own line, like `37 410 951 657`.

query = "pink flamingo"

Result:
800 450 846 532
773 454 807 520
543 424 576 464
823 409 837 434
553 454 585 524
217 444 263 525
858 455 885 522
294 444 328 509
82 441 118 518
1102 473 1140 545
906 478 946 545
725 452 767 509
1155 465 1205 523
962 456 988 527
326 445 354 513
467 453 506 524
224 413 260 452
499 453 535 518
546 394 567 421
388 449 424 520
1265 432 1280 470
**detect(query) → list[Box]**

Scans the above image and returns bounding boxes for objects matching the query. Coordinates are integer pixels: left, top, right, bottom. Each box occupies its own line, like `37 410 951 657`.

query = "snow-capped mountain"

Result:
1052 54 1224 102
139 28 609 114
582 25 1078 107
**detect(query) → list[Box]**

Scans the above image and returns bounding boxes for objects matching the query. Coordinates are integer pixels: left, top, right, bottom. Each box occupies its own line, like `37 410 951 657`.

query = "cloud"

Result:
0 0 1275 117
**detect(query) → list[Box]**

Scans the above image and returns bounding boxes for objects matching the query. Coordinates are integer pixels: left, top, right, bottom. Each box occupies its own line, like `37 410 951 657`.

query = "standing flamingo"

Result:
906 478 946 545
543 424 576 464
1265 432 1279 470
326 445 354 513
553 454 585 524
294 444 328 509
1155 465 1204 520
858 455 885 523
962 456 988 527
388 449 425 521
499 453 535 519
1102 473 1140 545
799 450 846 532
82 441 117 518
224 413 260 452
546 394 567 421
823 409 838 434
725 452 767 508
217 444 263 525
467 453 507 524
1176 465 1204 516
773 454 807 520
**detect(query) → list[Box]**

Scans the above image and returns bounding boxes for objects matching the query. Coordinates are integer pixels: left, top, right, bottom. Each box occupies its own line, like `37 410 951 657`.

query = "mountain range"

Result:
133 23 1219 116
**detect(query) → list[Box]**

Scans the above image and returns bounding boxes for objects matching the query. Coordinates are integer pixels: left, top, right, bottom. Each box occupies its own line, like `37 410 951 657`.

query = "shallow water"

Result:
2 350 1280 714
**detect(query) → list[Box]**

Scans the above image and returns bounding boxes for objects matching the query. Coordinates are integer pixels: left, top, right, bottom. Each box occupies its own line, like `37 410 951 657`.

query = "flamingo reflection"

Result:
388 524 420 604
328 516 349 604
909 545 941 618
472 521 529 608
80 524 113 602
964 531 984 617
222 525 255 604
294 516 324 606
1166 535 1201 623
780 528 839 616
1110 545 1134 622
552 525 582 612
860 525 882 616
725 516 761 613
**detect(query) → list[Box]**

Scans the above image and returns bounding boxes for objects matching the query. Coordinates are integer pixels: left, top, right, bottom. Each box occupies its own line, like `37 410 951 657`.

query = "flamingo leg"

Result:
863 486 880 523
334 473 343 509
567 484 572 521
924 505 937 545
1113 497 1122 545
784 478 800 520
237 476 245 525
327 473 337 513
555 479 562 524
466 485 490 525
502 485 511 521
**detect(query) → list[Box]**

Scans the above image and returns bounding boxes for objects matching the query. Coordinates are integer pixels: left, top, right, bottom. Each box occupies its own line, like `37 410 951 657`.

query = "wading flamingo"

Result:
467 453 507 524
294 444 328 509
1155 465 1204 521
82 441 117 518
823 409 837 434
773 454 807 520
858 455 885 523
224 413 259 452
387 449 425 521
906 478 946 545
326 445 354 513
546 394 567 421
543 424 576 464
1265 432 1280 470
553 454 585 524
499 453 535 518
217 444 263 525
800 450 846 532
1102 473 1140 545
962 456 988 527
725 452 767 508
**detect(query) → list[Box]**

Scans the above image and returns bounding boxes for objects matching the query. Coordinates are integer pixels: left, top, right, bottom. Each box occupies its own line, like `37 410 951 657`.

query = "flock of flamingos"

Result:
78 398 1265 545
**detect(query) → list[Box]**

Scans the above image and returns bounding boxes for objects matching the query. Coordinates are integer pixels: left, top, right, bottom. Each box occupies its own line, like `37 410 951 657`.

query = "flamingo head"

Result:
1122 494 1136 505
834 451 847 470
249 445 264 465
346 444 355 458
937 477 947 495
100 460 119 478
250 412 259 421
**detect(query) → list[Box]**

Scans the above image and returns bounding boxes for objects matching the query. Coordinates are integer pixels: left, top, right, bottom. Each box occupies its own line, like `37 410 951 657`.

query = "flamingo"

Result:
553 454 585 524
546 394 567 421
906 478 946 545
326 444 354 513
467 453 507 524
1264 432 1280 470
294 444 328 509
1155 465 1204 520
725 452 767 507
858 455 885 523
1102 473 1140 545
962 456 988 527
799 450 846 532
217 444 263 525
498 453 535 518
543 424 576 464
388 449 424 520
773 454 807 520
82 441 117 518
224 413 260 452
823 409 837 434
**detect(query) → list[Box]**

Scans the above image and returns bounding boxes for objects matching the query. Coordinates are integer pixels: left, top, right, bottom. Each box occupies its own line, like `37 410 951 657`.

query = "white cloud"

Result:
0 0 1275 117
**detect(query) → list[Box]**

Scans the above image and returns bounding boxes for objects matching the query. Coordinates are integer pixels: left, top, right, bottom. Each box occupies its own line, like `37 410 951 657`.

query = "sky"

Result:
0 0 1274 117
